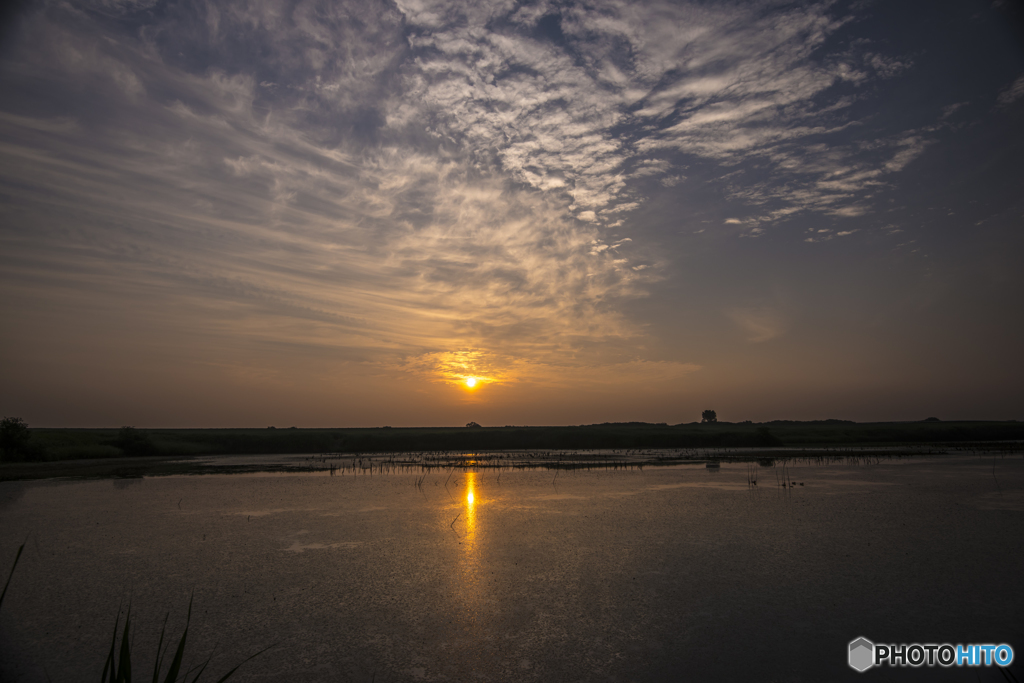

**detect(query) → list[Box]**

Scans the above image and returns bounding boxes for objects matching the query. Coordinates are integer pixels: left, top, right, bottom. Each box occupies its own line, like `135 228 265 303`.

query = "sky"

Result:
1 0 1022 428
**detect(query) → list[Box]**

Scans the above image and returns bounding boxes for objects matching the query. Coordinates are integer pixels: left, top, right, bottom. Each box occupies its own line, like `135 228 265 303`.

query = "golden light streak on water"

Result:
465 471 477 542
457 471 482 633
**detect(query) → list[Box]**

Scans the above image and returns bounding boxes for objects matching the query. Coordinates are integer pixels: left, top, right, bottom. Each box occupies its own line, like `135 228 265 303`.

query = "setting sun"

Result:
465 377 477 388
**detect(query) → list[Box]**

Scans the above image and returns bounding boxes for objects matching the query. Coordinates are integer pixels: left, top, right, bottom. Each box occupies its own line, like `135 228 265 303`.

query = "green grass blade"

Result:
161 592 193 683
152 613 169 683
210 643 276 683
185 654 212 683
102 652 112 683
0 543 25 612
102 610 121 683
117 605 132 683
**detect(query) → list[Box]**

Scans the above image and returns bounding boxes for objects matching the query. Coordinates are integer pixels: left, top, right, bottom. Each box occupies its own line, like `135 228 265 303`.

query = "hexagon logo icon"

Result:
849 637 874 672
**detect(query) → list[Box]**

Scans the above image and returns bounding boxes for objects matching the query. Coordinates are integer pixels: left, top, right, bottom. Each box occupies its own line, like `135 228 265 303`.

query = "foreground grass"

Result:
2 544 269 682
0 543 23 613
102 595 271 683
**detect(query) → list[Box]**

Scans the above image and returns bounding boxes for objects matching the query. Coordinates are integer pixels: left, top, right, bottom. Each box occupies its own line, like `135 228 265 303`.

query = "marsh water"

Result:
1 455 1022 682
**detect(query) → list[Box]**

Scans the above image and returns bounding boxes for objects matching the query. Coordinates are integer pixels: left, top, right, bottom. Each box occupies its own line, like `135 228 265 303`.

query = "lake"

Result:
1 455 1022 681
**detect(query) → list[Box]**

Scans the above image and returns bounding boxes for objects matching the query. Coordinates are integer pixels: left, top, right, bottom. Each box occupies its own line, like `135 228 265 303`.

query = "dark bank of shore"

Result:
1 420 1022 482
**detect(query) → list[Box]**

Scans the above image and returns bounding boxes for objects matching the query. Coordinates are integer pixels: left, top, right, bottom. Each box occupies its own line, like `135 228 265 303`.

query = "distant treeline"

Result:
2 419 1023 462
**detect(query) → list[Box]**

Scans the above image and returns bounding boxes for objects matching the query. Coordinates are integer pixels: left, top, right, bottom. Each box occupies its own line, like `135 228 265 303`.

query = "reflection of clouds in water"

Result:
237 509 289 517
318 506 389 515
647 481 750 491
972 490 1024 512
0 482 28 511
283 528 363 552
506 504 539 512
284 540 364 553
531 493 587 501
112 477 144 490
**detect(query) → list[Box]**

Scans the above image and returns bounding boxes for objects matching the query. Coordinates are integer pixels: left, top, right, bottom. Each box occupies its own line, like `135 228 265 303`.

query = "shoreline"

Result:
2 443 1020 482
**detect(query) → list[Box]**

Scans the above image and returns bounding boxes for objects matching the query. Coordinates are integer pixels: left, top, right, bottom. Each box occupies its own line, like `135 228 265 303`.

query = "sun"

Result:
465 377 477 388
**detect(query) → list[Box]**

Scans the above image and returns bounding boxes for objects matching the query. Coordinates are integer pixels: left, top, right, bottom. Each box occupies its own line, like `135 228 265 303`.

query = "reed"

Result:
2 545 269 682
0 542 24 612
101 592 272 683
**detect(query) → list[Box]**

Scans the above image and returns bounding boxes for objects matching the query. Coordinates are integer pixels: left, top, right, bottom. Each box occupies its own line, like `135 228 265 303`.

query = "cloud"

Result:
997 75 1024 106
0 4 649 387
398 349 515 387
387 0 930 232
0 0 969 406
940 102 968 119
630 159 670 178
395 12 636 219
727 307 785 343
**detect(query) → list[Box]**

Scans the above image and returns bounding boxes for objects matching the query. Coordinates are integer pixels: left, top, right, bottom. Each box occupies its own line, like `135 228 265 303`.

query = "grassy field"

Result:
6 420 1023 464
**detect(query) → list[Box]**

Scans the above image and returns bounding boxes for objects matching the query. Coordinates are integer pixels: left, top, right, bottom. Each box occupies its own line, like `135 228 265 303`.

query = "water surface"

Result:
1 456 1021 681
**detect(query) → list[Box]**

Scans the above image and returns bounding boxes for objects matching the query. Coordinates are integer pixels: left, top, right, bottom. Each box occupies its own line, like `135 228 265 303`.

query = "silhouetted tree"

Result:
755 427 782 446
701 410 717 424
466 422 481 428
0 417 30 461
115 426 156 457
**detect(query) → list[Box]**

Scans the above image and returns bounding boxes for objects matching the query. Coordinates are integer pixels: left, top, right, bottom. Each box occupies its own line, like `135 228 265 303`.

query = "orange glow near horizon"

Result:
414 350 510 390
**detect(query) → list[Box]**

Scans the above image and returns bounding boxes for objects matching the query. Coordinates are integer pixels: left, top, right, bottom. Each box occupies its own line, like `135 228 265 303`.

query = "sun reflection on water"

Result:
464 472 477 543
458 472 481 628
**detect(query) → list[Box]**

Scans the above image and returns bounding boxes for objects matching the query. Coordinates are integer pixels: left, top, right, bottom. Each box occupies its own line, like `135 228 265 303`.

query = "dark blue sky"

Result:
1 0 1022 426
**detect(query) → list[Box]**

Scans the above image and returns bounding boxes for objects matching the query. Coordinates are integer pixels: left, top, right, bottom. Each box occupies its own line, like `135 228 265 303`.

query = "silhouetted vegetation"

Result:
755 427 782 446
701 410 717 423
0 417 44 462
0 417 30 461
3 420 1022 467
112 426 157 457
